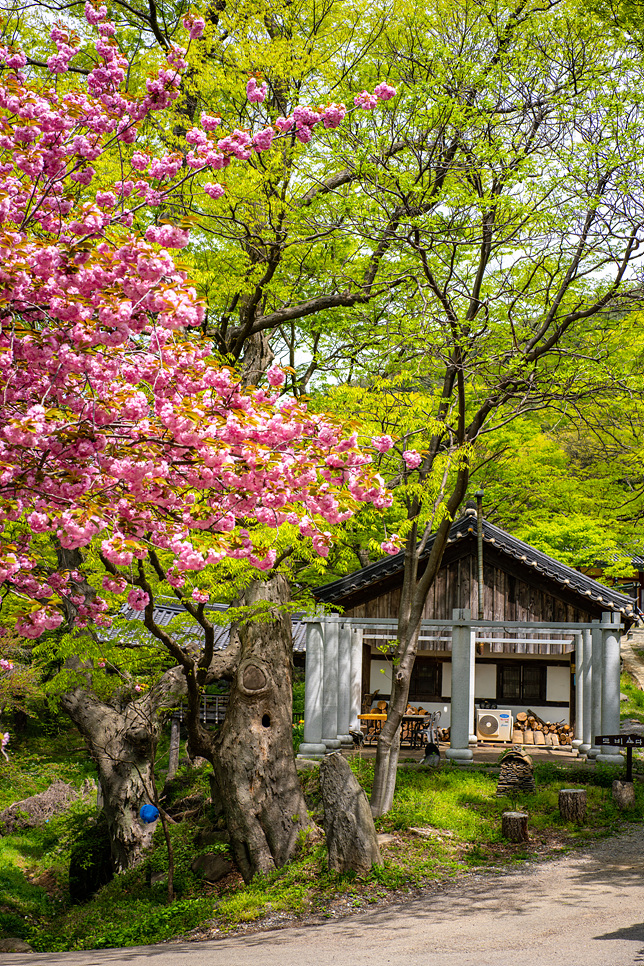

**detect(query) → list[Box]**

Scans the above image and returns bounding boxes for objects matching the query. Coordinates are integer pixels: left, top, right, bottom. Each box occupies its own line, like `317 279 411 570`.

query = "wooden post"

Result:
501 811 529 842
559 788 586 824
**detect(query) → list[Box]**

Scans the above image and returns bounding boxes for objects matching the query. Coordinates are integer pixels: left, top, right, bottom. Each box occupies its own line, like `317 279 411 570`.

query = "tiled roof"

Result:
108 599 307 652
314 509 638 620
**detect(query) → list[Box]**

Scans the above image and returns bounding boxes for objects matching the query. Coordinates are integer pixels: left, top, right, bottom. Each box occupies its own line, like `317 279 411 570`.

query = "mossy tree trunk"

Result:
60 667 186 872
188 575 312 883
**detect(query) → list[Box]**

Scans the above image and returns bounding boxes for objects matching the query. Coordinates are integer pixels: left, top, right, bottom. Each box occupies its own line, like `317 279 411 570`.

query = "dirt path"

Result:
9 824 644 966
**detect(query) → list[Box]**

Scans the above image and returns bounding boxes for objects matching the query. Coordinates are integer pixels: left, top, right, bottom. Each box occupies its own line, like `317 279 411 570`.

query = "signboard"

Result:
594 733 643 781
595 734 644 747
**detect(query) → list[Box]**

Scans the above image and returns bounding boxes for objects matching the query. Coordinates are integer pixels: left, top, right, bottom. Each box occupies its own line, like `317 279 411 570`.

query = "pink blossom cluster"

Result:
354 83 397 109
0 17 397 638
246 78 268 103
403 450 423 470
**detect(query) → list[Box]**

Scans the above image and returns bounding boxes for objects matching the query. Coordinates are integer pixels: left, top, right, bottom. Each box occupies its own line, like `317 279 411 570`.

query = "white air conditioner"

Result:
476 709 513 741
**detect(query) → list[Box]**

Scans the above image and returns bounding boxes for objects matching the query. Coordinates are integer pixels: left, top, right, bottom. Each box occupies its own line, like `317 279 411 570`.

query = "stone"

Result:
295 758 320 772
319 753 382 874
613 780 636 809
0 938 34 952
377 833 397 846
191 853 234 883
194 827 231 848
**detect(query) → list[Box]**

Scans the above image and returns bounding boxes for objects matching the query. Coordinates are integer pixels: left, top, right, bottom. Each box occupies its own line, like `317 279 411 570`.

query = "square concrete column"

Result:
572 632 584 752
336 622 354 748
297 620 326 759
596 611 622 765
321 617 341 750
588 620 603 759
446 609 474 764
580 628 593 755
469 628 477 744
349 627 364 733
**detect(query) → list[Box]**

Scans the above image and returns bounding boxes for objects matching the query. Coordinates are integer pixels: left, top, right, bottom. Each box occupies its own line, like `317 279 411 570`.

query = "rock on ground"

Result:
319 753 381 874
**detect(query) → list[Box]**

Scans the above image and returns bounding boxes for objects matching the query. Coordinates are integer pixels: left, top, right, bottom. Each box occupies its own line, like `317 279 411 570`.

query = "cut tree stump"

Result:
501 811 529 842
559 788 586 824
613 780 636 809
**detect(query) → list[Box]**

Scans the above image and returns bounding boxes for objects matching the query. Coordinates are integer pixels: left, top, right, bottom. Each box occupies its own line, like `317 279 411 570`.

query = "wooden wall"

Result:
342 546 596 626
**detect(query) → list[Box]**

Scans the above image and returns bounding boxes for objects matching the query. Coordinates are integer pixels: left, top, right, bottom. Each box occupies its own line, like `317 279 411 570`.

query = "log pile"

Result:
496 750 535 796
512 710 573 746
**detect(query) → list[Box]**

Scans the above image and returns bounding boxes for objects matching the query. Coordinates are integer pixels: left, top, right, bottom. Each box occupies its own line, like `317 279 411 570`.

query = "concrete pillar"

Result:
321 617 341 750
587 620 603 760
297 620 327 759
446 609 474 765
349 627 363 733
336 622 353 748
596 611 622 765
469 629 477 744
572 633 584 752
580 628 593 755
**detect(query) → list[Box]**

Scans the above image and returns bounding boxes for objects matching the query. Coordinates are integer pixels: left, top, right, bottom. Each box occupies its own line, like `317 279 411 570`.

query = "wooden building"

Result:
313 504 638 727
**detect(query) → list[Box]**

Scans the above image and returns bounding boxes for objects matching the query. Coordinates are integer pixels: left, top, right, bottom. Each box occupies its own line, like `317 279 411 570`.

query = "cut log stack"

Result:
512 710 573 746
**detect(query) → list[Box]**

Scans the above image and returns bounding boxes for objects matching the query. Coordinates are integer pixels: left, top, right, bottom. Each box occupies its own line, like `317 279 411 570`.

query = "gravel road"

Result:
6 825 644 966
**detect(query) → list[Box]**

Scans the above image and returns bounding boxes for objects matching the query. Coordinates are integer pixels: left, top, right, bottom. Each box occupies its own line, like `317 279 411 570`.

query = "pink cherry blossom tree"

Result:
0 4 396 873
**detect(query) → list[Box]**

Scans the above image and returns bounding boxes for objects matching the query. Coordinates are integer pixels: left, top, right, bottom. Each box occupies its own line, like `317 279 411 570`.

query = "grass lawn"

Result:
1 723 642 952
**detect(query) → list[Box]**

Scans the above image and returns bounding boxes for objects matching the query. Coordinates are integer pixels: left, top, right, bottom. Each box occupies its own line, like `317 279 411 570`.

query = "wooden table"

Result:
358 713 430 747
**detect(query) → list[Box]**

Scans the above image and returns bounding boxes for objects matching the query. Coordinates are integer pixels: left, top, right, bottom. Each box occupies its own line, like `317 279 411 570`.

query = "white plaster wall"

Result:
475 664 497 700
547 665 570 703
370 660 392 694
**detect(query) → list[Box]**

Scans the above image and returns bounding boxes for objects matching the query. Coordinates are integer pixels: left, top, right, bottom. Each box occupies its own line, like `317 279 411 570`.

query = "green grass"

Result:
2 729 644 952
621 672 644 721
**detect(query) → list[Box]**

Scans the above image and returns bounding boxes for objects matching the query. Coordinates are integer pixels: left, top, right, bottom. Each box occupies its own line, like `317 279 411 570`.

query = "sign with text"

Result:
595 734 644 747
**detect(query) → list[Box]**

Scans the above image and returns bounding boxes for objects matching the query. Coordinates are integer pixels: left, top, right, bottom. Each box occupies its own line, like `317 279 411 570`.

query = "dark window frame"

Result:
497 661 547 704
409 659 443 701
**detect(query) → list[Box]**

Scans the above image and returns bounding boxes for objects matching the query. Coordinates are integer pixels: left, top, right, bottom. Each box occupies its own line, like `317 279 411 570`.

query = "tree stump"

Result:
613 780 636 810
501 811 529 842
559 788 586 824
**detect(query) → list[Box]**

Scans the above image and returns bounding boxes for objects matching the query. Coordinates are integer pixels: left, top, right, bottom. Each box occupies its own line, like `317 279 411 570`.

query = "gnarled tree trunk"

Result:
208 575 312 882
60 667 187 872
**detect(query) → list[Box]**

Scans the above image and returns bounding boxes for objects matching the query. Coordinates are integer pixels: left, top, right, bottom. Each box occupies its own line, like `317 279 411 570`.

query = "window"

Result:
409 660 441 701
497 662 547 704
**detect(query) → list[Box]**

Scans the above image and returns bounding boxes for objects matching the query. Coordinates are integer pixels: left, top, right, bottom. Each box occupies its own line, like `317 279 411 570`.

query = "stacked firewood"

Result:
512 710 573 746
496 750 536 795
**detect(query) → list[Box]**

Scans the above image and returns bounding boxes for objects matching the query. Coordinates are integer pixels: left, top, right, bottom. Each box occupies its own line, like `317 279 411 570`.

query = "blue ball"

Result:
139 804 160 823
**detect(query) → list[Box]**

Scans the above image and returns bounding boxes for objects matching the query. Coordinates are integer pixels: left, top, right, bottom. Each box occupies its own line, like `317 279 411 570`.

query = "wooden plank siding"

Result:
341 544 597 634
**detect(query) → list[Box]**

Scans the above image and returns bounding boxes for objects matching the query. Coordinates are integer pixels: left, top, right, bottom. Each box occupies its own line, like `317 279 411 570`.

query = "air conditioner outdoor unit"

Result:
476 709 513 741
